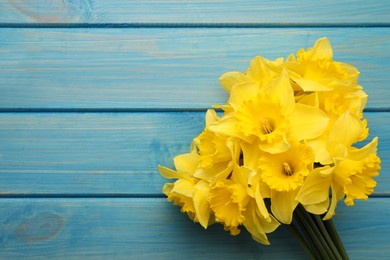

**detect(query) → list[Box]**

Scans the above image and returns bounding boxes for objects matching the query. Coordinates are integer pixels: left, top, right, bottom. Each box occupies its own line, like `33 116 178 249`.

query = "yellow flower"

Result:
210 71 329 154
158 149 199 181
243 200 280 245
158 149 211 228
295 166 334 215
334 137 381 207
260 143 314 192
193 138 241 184
219 56 284 93
308 111 369 164
196 109 234 168
318 89 367 119
163 179 211 228
285 37 360 92
208 165 251 235
258 143 314 224
163 179 197 219
240 141 272 200
209 164 279 244
209 179 250 235
297 127 380 220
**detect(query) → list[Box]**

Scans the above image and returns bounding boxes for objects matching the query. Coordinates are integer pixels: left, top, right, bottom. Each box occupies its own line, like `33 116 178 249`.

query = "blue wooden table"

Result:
0 1 389 259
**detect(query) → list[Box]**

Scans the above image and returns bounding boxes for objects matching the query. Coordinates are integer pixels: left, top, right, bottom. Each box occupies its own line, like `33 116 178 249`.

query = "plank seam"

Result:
0 23 389 29
0 108 210 113
0 108 388 113
0 194 166 199
0 194 388 199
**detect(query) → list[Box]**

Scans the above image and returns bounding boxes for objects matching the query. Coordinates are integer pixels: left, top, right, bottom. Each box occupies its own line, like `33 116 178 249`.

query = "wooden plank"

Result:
0 0 389 24
0 197 389 259
0 28 389 110
0 112 203 195
0 112 388 195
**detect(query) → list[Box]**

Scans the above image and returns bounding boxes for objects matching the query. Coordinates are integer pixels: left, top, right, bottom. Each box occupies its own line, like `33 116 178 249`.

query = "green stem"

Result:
293 212 322 259
312 214 343 260
296 207 329 259
323 219 349 260
297 205 335 259
287 223 316 260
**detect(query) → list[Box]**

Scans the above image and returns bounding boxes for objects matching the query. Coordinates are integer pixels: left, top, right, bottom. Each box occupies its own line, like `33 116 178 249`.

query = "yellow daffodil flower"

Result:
209 179 250 235
158 149 212 228
259 143 314 224
260 143 314 192
210 71 329 154
219 56 284 93
243 200 280 245
193 132 241 184
285 37 360 92
196 109 235 169
297 111 380 219
209 164 279 244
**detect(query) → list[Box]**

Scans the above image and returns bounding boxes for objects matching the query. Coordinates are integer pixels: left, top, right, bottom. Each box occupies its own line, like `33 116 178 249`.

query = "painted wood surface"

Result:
0 0 389 24
1 0 389 259
0 112 388 196
0 28 389 109
1 198 389 259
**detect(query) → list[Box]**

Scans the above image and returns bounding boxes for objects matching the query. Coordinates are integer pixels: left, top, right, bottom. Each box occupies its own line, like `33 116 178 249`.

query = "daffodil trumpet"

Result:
158 38 380 259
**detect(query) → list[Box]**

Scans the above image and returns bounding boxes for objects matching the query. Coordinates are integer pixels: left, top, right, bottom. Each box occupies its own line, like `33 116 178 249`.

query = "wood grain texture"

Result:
0 0 389 24
0 112 203 195
0 28 389 109
0 112 387 195
1 198 389 259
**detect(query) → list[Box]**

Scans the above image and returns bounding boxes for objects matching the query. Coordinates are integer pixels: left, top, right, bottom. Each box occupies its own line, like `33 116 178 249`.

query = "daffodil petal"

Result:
243 201 270 245
323 183 344 220
246 56 282 85
307 137 333 164
219 71 252 93
348 136 378 161
241 141 262 169
209 115 254 143
205 109 220 126
307 37 333 61
335 61 360 83
158 165 190 180
296 167 333 205
226 137 241 164
231 165 251 188
328 111 363 147
271 189 299 224
194 180 211 229
258 180 271 198
265 70 295 115
289 103 329 141
258 213 280 233
295 78 332 92
193 161 231 183
171 179 195 198
298 92 319 107
229 82 259 110
258 137 290 154
303 199 330 215
174 153 199 174
162 183 174 195
255 184 270 220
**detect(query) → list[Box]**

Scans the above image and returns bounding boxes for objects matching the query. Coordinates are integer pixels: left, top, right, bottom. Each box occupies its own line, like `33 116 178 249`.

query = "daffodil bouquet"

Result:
158 38 381 259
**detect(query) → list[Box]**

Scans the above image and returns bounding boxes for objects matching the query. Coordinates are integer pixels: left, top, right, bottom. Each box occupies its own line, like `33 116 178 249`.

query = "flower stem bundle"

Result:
290 204 348 259
158 38 381 259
